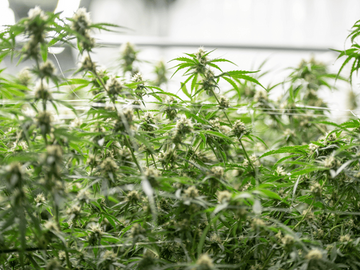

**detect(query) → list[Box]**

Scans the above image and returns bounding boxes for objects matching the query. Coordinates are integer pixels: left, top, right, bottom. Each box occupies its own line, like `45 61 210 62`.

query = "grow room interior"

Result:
2 0 360 122
4 0 360 269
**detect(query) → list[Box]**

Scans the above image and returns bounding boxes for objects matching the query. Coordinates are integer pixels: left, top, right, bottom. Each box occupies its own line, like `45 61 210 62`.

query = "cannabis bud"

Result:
218 96 230 110
18 68 32 86
36 111 52 135
106 75 123 98
39 60 56 78
71 8 92 35
184 186 200 199
232 120 249 137
175 115 193 135
126 190 141 204
217 190 232 203
196 253 214 270
305 249 323 260
79 55 96 73
35 80 52 101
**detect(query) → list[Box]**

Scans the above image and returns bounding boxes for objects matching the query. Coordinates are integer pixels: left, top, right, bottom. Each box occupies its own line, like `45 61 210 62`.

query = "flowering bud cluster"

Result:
23 7 48 59
164 96 178 120
36 111 52 135
106 75 123 98
71 8 95 51
35 80 52 101
157 149 177 166
120 42 138 73
218 96 230 110
202 69 216 95
232 120 249 138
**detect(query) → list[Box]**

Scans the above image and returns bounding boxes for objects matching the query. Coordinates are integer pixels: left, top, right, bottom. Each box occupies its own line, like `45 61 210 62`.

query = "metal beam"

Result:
94 35 334 52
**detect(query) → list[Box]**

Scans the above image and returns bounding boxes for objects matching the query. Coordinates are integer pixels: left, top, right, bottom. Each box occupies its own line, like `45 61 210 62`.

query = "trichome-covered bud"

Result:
309 143 319 153
251 218 265 229
35 193 46 204
211 166 224 178
196 47 208 65
184 186 199 199
66 204 81 218
79 55 96 72
202 69 216 94
141 112 156 132
275 166 287 176
324 156 336 168
196 253 214 270
100 157 118 174
281 234 294 247
218 95 230 110
36 111 52 134
232 120 249 137
217 190 232 203
77 189 91 203
80 30 95 51
340 234 351 243
106 75 123 97
44 219 59 232
34 80 52 101
120 42 138 73
164 96 177 120
254 89 268 103
88 223 103 245
310 182 321 196
39 60 56 78
71 8 92 35
18 68 32 86
28 6 48 21
284 128 295 137
305 249 323 261
209 118 220 130
175 115 193 135
132 72 145 97
126 190 140 203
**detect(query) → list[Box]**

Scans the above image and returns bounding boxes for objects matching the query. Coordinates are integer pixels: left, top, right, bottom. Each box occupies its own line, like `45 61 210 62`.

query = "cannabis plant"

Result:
1 6 360 270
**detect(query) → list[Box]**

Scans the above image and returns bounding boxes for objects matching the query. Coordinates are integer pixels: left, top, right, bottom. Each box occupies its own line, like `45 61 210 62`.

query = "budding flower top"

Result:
71 8 92 32
196 253 214 269
217 190 232 203
79 55 96 72
106 75 123 96
28 6 48 21
305 249 323 260
39 60 56 77
132 72 143 82
196 47 208 64
35 80 52 100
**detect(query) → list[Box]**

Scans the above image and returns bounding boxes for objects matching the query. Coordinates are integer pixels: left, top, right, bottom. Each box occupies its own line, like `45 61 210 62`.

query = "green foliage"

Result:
0 6 360 270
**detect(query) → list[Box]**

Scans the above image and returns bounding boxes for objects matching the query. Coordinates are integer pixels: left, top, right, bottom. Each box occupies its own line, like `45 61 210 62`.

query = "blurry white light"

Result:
48 47 65 54
0 0 15 32
54 0 81 19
